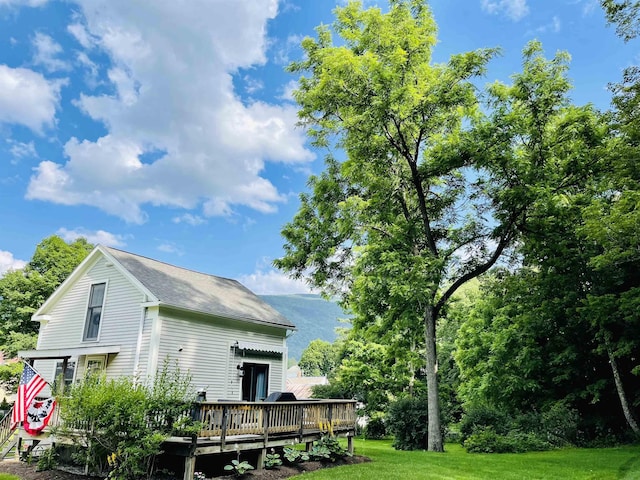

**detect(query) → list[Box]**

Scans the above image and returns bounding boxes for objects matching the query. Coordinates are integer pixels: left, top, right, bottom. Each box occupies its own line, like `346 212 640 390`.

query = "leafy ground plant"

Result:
223 460 254 476
264 449 283 469
283 447 309 465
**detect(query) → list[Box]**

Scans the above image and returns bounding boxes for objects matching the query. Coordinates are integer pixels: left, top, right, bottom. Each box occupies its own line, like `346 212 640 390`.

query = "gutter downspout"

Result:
133 297 147 382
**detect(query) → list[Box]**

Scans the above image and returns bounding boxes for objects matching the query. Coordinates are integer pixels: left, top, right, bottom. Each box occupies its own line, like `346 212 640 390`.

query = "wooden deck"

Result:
14 399 357 480
169 400 357 480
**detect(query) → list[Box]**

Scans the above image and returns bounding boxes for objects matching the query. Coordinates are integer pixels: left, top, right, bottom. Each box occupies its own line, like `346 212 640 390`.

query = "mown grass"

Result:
290 439 640 480
0 474 19 480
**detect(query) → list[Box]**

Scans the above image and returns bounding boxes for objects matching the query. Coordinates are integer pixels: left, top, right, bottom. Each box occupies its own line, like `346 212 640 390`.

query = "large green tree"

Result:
299 339 339 377
276 0 598 450
0 235 93 350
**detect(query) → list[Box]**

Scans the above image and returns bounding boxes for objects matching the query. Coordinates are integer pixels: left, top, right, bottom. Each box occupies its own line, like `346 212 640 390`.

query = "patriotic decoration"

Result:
24 397 56 435
11 363 48 430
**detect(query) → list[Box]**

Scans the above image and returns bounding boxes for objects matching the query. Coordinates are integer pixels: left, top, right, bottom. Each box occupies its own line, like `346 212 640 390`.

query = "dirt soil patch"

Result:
0 455 370 480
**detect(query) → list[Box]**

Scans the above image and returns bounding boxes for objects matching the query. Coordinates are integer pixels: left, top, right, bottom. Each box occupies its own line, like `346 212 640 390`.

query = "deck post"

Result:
257 447 266 470
220 405 228 450
263 405 270 445
14 435 21 461
183 455 196 480
298 404 304 443
347 434 354 455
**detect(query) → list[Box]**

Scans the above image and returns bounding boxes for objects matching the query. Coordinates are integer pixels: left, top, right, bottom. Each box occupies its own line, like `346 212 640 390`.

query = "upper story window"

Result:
84 283 106 341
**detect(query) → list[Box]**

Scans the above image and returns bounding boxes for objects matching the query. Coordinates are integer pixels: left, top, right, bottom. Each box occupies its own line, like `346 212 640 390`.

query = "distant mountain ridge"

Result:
260 294 349 361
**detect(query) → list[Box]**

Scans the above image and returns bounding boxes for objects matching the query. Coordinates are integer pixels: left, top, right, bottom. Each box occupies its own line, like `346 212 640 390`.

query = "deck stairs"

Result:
0 407 52 460
0 407 16 459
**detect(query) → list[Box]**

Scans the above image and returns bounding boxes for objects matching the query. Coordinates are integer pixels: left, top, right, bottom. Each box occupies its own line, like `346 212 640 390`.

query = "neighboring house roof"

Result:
102 247 296 330
286 375 329 400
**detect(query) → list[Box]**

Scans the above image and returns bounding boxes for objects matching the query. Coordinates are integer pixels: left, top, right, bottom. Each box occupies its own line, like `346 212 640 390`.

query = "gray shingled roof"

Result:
103 247 295 329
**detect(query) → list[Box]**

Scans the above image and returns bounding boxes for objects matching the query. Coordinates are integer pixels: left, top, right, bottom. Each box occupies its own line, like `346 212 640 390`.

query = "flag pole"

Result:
19 359 52 386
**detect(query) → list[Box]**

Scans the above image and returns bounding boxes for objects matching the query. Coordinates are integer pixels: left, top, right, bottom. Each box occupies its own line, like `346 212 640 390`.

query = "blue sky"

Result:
0 0 637 294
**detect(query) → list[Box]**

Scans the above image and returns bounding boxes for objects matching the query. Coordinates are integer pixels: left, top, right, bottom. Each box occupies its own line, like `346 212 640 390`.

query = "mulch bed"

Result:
0 455 370 480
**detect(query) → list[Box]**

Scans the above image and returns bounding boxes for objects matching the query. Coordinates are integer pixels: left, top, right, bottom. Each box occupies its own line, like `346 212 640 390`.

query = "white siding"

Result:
36 256 145 382
154 312 286 400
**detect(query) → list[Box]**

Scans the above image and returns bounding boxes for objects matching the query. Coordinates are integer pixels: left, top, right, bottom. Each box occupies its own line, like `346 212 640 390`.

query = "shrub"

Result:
363 413 386 439
57 361 196 480
36 445 58 472
459 404 510 442
386 397 429 450
463 427 550 453
541 401 579 446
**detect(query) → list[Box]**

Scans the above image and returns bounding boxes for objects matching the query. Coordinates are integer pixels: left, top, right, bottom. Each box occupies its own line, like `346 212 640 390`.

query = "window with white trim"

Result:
84 283 106 341
54 360 76 390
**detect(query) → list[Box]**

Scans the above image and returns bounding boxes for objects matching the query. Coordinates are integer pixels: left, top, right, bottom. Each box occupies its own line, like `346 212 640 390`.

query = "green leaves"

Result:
0 235 93 345
58 362 195 479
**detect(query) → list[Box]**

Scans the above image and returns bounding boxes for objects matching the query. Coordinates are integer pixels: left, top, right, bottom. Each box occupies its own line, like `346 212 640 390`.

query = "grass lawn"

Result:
290 439 640 480
0 475 19 480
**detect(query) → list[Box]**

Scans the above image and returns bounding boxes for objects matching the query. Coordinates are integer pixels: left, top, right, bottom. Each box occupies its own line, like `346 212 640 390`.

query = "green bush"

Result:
459 404 510 442
386 397 429 450
363 413 386 439
541 401 579 446
463 427 550 453
57 361 196 480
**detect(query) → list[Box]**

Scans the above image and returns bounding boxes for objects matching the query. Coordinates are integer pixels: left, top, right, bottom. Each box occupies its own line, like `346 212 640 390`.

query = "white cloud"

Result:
272 34 304 66
531 15 561 35
0 64 62 132
32 32 70 72
280 79 298 102
8 140 37 162
67 23 96 49
76 52 100 88
172 213 206 226
238 268 315 295
56 227 128 247
481 0 529 21
579 0 598 16
243 75 264 94
0 250 27 275
27 0 313 223
157 242 184 256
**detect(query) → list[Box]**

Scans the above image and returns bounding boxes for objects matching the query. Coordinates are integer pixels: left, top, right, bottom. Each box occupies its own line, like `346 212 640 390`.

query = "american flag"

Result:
11 363 48 430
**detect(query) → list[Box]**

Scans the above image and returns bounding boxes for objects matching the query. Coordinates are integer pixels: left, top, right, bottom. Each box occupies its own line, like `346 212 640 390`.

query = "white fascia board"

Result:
31 247 103 319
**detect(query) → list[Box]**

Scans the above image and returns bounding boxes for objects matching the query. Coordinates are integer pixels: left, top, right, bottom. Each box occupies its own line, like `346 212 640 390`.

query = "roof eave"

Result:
158 302 297 330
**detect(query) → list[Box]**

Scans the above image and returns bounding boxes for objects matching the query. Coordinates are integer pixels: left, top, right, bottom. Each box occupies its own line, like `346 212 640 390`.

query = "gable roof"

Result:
102 246 295 330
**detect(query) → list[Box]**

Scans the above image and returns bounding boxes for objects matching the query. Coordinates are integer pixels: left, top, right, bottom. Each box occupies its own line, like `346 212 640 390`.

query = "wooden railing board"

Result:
193 400 356 440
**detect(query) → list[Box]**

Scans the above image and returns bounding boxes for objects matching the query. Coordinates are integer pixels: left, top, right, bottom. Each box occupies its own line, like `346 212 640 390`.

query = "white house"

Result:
18 246 295 402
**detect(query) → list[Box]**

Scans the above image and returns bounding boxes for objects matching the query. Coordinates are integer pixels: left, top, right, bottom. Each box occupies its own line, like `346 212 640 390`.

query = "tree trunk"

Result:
606 340 640 435
424 305 443 451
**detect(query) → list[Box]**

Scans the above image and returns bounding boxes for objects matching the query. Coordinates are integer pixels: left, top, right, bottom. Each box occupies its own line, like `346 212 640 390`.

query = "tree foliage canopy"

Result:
0 235 93 350
276 0 611 451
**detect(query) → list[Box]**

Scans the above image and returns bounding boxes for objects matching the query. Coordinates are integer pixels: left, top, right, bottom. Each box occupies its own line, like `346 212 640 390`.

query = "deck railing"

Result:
0 407 15 453
51 399 357 442
195 400 357 440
